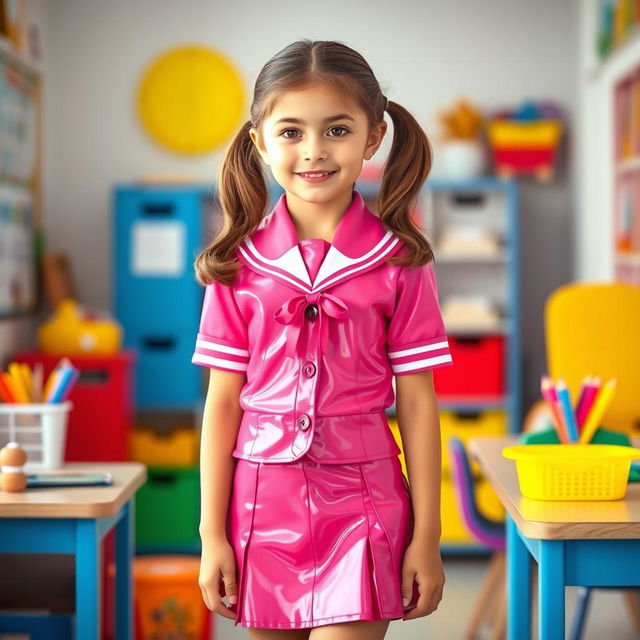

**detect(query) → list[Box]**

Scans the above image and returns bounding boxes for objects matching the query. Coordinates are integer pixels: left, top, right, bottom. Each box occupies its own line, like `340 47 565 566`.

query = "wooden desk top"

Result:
469 435 640 540
0 463 147 519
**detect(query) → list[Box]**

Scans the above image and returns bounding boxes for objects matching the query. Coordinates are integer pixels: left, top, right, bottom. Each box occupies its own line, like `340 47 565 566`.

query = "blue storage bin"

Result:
113 186 209 329
124 325 203 409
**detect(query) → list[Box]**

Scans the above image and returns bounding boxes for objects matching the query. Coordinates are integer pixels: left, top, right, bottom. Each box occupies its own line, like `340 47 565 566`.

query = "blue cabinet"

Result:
112 184 218 409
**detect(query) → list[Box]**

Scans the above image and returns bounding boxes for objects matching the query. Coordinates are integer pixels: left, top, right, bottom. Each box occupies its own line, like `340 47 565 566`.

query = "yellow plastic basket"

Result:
502 444 640 501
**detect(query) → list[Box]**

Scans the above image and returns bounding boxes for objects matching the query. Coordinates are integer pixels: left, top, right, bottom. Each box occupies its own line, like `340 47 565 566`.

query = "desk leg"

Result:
507 514 531 640
539 540 565 640
115 500 133 640
76 519 100 640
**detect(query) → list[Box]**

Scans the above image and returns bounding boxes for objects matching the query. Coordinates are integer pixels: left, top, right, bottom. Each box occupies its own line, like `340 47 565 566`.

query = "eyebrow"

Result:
273 113 356 125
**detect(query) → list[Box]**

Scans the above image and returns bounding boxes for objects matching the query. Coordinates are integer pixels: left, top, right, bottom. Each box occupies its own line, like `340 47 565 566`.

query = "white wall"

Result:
37 0 579 412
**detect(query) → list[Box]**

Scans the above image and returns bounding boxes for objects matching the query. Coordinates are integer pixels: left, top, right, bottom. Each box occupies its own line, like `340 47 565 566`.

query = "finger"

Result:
222 561 239 606
214 602 238 620
403 583 428 620
426 584 442 614
400 570 416 608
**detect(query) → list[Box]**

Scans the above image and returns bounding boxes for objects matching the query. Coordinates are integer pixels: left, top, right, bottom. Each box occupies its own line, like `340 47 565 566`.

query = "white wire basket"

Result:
0 402 72 470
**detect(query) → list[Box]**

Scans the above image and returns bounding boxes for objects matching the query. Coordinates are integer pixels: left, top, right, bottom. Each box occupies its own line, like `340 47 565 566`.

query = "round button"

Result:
302 361 316 378
298 414 311 430
304 304 319 322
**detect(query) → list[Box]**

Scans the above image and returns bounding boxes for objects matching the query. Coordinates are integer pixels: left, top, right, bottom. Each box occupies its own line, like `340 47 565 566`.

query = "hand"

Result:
199 537 239 619
401 539 445 620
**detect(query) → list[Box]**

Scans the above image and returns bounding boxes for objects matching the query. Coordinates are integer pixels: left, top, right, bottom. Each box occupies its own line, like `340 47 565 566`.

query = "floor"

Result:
212 555 640 639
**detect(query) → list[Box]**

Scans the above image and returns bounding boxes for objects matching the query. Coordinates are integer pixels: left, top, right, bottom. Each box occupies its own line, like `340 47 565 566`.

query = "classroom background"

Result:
1 0 640 639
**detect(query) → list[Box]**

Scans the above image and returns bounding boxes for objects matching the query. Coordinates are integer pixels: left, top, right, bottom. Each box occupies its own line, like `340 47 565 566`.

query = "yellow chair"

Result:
544 281 640 635
545 282 640 434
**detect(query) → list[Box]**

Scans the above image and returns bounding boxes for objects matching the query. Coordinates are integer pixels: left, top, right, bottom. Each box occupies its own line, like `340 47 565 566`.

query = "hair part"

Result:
195 39 434 286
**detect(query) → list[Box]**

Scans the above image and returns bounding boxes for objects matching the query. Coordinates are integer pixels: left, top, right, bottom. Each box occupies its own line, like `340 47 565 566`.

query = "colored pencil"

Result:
7 363 30 403
540 375 570 443
0 372 17 403
33 362 44 403
579 379 617 444
576 377 600 430
556 378 579 442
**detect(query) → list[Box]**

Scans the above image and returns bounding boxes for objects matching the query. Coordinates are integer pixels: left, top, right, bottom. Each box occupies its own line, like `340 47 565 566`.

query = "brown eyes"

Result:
280 126 349 139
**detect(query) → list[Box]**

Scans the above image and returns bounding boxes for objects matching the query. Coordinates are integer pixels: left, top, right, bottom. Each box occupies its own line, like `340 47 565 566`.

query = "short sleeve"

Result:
387 262 453 376
191 280 250 373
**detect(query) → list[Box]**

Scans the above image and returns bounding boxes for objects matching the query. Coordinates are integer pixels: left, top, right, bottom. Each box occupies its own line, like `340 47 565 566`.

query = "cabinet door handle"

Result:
453 411 482 421
149 472 177 485
450 192 486 207
76 369 109 385
141 202 175 216
142 336 176 350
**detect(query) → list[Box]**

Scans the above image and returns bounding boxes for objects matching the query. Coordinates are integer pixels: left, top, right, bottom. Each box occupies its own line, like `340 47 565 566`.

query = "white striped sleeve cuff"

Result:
192 333 250 373
388 337 453 375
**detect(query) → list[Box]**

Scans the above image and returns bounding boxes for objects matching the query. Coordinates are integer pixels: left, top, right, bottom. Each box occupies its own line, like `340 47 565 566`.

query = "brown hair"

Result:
195 39 435 286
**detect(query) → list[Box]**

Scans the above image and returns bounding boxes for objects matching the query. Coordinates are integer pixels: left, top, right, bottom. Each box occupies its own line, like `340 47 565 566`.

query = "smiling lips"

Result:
296 170 337 183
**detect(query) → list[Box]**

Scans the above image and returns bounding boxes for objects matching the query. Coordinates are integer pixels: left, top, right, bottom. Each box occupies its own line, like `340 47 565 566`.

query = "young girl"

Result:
193 39 453 640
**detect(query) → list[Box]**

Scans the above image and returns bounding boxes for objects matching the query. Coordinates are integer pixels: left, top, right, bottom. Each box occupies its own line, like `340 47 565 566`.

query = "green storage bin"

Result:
135 465 200 545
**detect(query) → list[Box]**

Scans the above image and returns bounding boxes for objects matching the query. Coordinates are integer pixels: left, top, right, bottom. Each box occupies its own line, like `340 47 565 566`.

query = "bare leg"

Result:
249 629 311 640
309 619 390 640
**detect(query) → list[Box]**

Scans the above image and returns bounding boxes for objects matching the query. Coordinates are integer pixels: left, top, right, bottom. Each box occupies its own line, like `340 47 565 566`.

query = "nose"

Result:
303 133 328 162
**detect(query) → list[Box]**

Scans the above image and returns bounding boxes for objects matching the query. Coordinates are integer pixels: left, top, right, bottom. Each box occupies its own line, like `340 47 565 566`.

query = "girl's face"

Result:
249 84 387 206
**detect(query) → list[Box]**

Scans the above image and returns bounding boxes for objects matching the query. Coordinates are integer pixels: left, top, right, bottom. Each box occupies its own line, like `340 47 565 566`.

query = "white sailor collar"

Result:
237 189 404 294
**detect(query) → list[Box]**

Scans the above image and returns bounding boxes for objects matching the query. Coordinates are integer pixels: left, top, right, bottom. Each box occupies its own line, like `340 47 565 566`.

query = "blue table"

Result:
0 463 146 639
470 435 640 640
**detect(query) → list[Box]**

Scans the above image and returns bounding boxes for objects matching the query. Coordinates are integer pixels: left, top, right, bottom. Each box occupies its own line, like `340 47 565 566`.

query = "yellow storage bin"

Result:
440 410 508 473
503 444 640 501
487 120 563 147
390 411 508 474
388 416 504 544
130 427 199 466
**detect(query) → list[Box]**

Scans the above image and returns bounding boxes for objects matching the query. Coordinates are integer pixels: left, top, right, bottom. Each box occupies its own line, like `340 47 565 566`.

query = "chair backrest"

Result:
448 436 505 551
545 282 640 432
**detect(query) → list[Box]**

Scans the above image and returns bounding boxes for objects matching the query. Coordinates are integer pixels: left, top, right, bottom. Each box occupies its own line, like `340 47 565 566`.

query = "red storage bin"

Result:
433 335 505 397
12 350 135 462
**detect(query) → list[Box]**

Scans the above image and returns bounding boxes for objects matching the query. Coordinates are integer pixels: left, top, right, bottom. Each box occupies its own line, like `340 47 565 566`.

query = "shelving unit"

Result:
613 64 640 284
112 182 222 555
356 176 520 554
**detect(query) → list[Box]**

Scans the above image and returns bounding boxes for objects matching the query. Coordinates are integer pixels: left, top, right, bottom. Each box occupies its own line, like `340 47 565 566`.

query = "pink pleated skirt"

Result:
223 452 420 629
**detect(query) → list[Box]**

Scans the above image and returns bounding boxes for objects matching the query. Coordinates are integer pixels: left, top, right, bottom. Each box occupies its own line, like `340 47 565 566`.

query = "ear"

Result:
364 120 388 161
249 127 270 166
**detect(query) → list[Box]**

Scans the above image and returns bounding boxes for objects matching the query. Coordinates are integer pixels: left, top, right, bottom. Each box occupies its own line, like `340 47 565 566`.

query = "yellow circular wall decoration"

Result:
137 44 245 154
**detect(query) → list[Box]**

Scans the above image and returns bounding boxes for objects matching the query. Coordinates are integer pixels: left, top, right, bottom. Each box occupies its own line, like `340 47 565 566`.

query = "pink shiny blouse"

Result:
192 189 453 464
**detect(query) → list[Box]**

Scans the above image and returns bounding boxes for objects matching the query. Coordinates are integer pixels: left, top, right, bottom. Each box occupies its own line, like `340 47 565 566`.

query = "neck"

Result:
285 189 354 243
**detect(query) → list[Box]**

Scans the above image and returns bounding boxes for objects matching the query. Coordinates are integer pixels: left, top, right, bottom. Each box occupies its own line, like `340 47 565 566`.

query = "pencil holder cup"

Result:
0 402 72 471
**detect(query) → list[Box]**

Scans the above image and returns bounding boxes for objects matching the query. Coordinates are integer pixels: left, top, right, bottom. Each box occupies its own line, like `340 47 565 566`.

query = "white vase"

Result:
434 139 486 179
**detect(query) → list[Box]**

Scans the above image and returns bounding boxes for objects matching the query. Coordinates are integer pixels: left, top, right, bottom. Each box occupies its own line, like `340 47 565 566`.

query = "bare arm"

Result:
395 369 442 544
198 367 246 542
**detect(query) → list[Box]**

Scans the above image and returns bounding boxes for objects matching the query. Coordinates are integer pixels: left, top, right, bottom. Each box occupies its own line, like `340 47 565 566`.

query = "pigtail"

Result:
378 100 435 267
195 120 268 286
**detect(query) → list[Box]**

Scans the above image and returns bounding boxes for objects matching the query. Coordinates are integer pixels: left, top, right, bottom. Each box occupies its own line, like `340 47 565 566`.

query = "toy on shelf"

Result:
486 100 564 183
39 251 122 355
37 299 122 356
434 97 487 180
0 442 28 492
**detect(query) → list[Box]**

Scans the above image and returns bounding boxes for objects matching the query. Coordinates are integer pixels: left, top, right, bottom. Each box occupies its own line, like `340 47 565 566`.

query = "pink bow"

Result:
273 291 349 359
